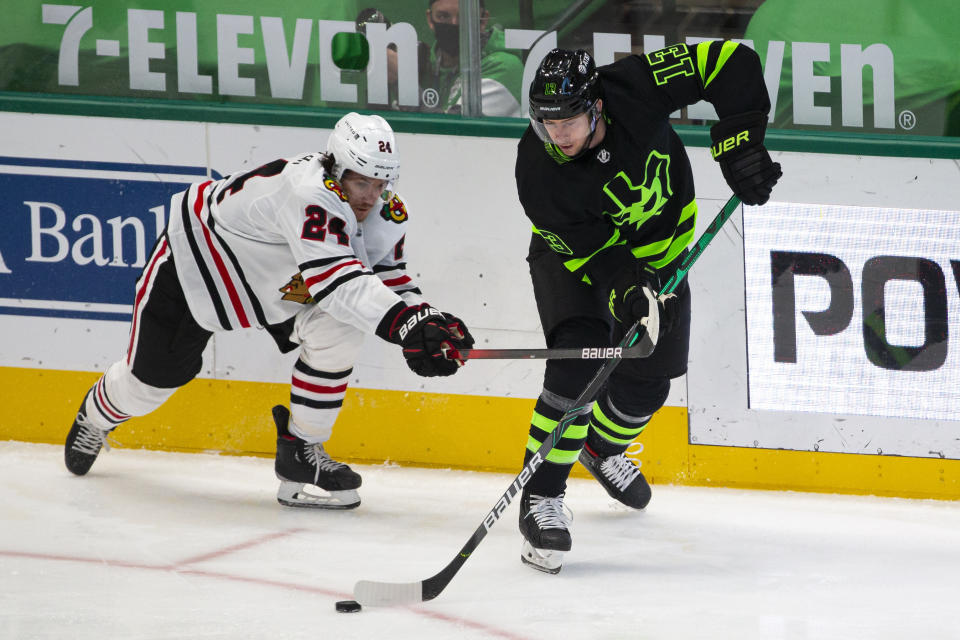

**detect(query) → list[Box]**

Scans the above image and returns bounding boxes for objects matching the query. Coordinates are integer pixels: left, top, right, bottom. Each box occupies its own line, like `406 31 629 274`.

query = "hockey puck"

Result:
335 600 362 613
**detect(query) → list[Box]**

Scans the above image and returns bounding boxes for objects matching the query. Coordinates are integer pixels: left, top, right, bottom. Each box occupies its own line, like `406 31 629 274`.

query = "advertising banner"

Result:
0 156 215 322
743 202 960 423
1 1 957 136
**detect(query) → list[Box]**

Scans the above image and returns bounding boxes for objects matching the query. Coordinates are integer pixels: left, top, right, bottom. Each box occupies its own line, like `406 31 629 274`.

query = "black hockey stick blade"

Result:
353 194 741 607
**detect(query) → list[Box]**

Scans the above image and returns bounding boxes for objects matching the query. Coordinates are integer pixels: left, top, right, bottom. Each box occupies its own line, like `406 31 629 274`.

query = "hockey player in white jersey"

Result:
64 112 474 509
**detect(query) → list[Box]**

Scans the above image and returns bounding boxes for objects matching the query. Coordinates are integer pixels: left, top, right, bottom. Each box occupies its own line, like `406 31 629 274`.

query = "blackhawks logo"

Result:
603 150 672 230
323 178 349 202
279 273 313 304
380 195 408 223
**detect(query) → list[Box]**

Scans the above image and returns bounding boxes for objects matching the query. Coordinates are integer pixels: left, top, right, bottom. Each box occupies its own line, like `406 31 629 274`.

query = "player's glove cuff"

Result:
376 302 470 377
375 302 444 345
711 111 782 206
710 111 766 160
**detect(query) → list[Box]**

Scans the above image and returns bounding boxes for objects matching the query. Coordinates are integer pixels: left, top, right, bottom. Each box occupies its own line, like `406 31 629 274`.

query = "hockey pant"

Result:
81 240 212 432
523 317 671 496
80 241 363 445
283 303 363 444
281 290 425 443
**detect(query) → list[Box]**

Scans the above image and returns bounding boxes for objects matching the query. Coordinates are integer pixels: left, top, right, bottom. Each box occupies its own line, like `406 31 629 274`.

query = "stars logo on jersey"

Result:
279 273 313 304
380 195 408 223
602 150 673 231
323 178 349 202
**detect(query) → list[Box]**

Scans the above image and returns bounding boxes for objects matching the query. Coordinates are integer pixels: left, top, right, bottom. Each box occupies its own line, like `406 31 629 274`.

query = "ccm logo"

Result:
582 347 622 359
397 306 443 341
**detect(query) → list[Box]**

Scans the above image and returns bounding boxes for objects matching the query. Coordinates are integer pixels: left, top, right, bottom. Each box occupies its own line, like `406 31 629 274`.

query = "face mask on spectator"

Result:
434 22 459 57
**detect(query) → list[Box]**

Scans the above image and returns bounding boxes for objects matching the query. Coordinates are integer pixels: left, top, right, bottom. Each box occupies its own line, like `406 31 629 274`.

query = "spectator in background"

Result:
355 7 433 111
424 0 523 117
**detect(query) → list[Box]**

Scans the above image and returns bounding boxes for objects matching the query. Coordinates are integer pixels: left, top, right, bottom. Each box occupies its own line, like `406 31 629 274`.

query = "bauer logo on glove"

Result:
397 305 444 341
709 110 782 206
710 130 751 159
376 303 475 377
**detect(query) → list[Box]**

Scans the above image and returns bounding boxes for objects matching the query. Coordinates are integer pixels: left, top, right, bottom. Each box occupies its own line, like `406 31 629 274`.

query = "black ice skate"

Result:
272 405 362 510
578 442 651 509
519 489 572 574
64 392 113 476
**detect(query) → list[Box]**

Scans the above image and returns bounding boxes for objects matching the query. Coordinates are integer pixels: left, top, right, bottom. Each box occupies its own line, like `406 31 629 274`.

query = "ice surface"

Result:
2 441 958 640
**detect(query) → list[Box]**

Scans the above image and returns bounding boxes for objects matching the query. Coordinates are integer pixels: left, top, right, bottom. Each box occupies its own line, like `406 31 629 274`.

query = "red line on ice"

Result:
0 535 533 640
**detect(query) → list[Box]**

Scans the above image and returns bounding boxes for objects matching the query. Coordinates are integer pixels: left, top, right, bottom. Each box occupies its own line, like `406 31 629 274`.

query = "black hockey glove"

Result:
710 111 782 206
376 303 473 377
608 263 678 342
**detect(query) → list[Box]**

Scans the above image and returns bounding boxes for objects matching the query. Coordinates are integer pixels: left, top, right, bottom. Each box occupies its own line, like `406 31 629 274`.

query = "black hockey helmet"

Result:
528 48 601 123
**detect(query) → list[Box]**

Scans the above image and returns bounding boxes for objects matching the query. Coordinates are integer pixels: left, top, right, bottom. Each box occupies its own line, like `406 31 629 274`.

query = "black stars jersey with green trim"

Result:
515 41 770 289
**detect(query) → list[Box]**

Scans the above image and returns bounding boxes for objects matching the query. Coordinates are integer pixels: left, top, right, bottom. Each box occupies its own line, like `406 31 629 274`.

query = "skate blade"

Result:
277 482 360 510
520 540 564 574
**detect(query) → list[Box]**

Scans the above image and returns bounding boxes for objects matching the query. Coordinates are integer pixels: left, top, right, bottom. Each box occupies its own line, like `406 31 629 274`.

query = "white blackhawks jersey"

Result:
165 152 421 335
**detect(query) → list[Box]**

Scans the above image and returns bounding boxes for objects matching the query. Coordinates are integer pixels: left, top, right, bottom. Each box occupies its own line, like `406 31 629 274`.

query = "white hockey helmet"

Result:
326 112 400 187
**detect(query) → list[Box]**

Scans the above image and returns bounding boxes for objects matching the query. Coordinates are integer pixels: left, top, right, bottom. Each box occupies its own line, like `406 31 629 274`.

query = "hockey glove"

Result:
710 111 782 206
608 263 678 344
438 311 475 365
376 303 473 377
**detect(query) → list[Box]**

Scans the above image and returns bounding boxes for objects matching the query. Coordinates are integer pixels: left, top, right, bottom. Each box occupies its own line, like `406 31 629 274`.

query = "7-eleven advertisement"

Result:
1 0 957 136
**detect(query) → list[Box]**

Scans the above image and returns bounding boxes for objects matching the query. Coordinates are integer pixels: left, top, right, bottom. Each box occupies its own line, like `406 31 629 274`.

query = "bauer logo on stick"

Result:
582 347 623 359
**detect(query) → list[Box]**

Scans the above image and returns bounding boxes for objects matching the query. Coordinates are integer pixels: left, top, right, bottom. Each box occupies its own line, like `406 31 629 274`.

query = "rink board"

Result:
2 366 956 499
1 111 959 500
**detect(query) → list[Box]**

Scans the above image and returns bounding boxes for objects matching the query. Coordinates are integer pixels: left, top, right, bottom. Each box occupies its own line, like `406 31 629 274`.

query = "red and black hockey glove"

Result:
437 311 475 364
376 303 474 376
710 111 782 206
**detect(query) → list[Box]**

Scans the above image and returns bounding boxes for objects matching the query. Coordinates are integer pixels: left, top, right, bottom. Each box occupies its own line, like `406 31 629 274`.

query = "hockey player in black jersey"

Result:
514 42 781 572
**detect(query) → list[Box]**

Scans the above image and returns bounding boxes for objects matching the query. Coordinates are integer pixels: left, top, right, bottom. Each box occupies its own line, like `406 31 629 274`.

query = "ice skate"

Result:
64 392 113 476
272 405 362 510
519 490 572 574
578 443 651 509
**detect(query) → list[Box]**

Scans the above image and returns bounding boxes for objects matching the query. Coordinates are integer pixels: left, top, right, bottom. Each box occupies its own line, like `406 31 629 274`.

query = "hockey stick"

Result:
456 345 644 360
452 194 741 361
353 194 741 607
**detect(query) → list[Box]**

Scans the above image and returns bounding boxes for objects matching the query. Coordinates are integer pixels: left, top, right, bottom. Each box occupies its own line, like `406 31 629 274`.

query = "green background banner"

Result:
1 1 958 137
